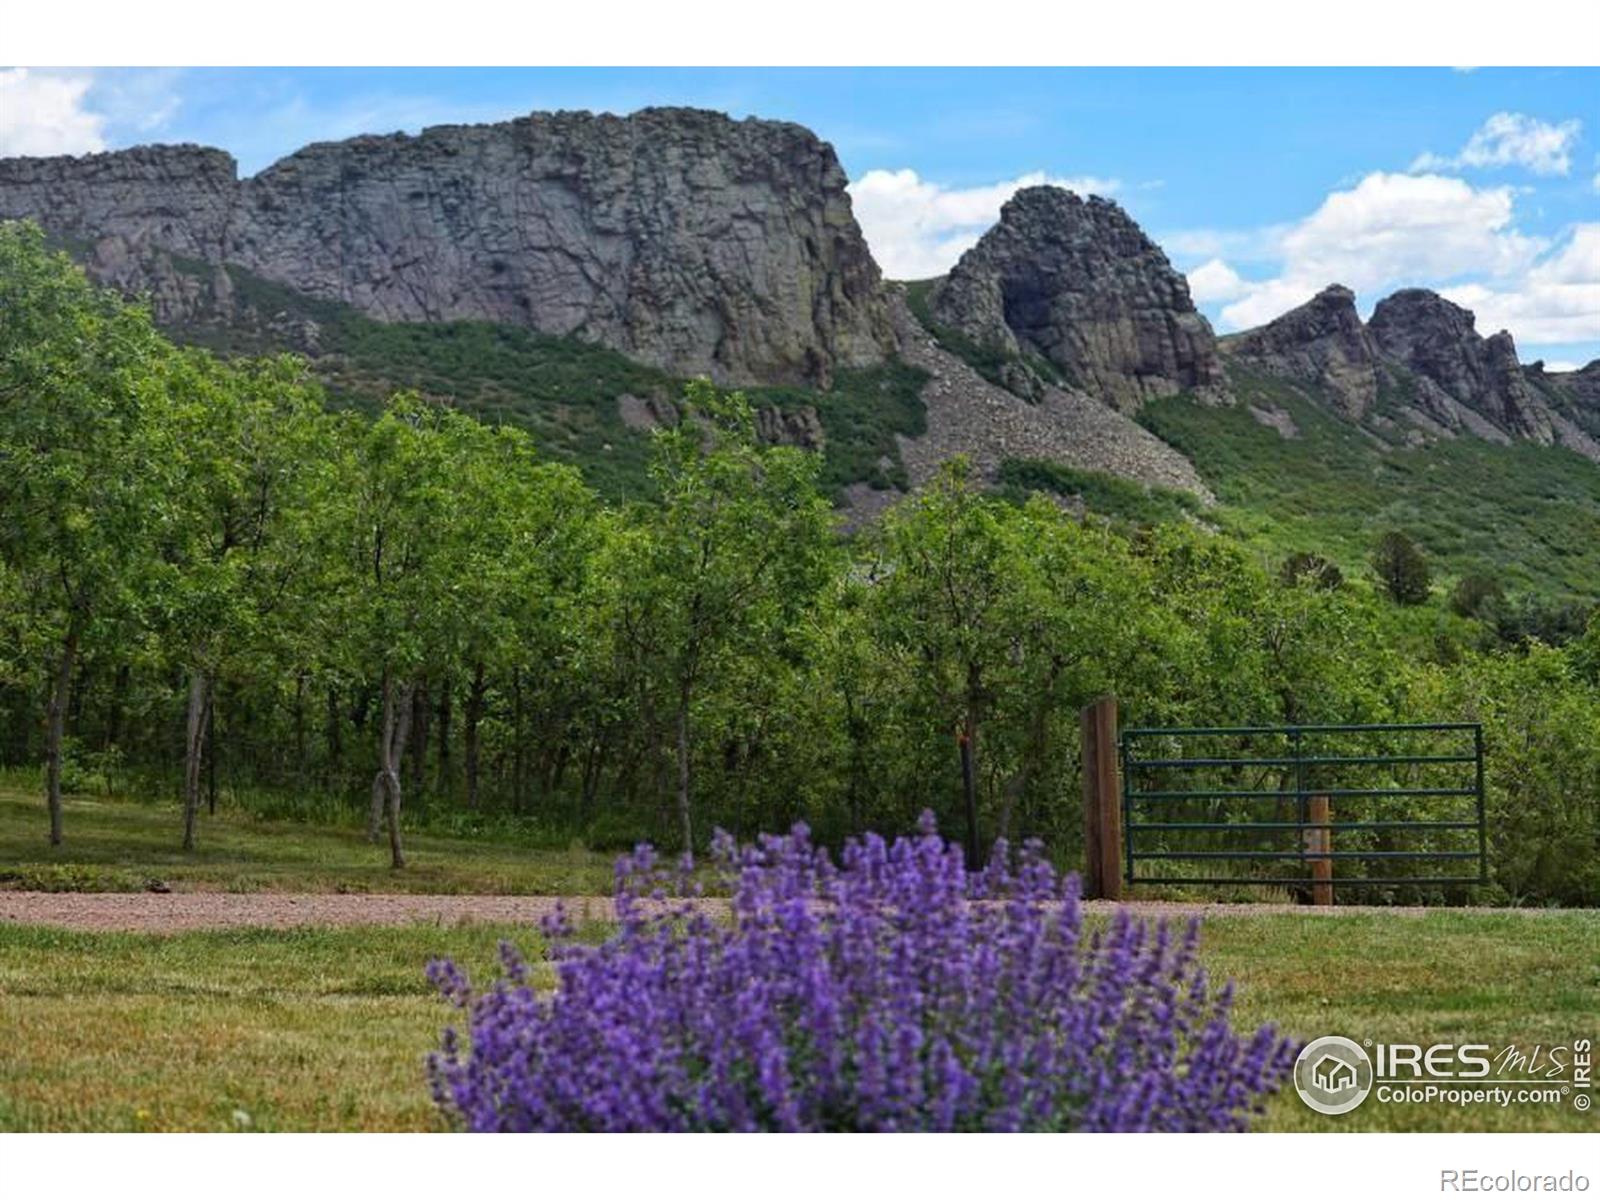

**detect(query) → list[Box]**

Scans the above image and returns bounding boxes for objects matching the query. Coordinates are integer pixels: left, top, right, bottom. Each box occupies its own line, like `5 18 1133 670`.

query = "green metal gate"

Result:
1119 722 1487 891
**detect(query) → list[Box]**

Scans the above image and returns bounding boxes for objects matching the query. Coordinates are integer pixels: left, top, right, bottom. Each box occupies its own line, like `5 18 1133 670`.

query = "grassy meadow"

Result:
0 911 1594 1132
1 788 1595 1133
0 786 615 896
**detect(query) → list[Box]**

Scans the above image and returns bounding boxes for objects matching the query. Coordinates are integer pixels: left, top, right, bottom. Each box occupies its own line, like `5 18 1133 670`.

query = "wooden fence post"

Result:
1080 697 1123 900
1305 793 1333 906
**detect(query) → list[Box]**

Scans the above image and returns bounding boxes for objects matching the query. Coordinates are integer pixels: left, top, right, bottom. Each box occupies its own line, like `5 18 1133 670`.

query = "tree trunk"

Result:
959 708 980 870
369 670 412 867
995 662 1060 856
292 672 308 785
367 673 390 843
324 685 342 788
409 680 429 807
368 770 387 843
386 678 414 870
464 661 486 810
511 668 526 812
435 681 452 794
44 618 83 846
206 695 218 815
675 678 693 854
550 741 570 794
182 668 213 851
581 730 605 821
104 662 131 751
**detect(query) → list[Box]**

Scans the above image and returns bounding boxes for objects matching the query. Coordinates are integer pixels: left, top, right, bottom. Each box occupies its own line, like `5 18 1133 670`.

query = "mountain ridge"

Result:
1 105 1596 561
0 108 895 387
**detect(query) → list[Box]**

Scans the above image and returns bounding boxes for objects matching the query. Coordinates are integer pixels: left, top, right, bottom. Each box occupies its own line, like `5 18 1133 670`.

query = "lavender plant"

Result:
428 816 1296 1131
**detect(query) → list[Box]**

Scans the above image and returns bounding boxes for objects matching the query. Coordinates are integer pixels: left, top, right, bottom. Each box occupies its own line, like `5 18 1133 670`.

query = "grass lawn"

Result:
0 787 616 895
0 911 1594 1132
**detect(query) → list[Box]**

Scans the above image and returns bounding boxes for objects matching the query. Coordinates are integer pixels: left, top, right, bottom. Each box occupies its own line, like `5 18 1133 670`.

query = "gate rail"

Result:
1119 722 1487 892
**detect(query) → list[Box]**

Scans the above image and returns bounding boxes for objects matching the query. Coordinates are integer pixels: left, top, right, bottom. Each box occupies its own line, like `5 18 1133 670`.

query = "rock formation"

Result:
1536 359 1600 420
0 108 895 386
1219 284 1600 461
1222 284 1379 419
886 292 1210 511
929 187 1223 411
1367 289 1554 445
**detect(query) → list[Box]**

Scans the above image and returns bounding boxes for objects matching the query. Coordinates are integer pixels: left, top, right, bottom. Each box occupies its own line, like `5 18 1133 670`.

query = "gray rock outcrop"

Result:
1367 289 1555 445
0 108 895 386
929 187 1224 411
1536 359 1600 424
885 292 1211 515
1222 284 1378 419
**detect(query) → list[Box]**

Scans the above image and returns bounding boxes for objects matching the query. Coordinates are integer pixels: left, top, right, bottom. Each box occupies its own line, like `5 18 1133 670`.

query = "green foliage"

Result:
748 360 929 495
161 254 927 501
1279 551 1344 591
2 226 1597 906
1139 367 1600 602
1373 530 1433 606
995 458 1205 525
1450 572 1505 620
1408 649 1600 905
582 382 840 847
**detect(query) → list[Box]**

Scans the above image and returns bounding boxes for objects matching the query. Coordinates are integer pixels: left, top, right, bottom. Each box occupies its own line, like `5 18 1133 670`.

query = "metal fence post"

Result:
1080 697 1123 900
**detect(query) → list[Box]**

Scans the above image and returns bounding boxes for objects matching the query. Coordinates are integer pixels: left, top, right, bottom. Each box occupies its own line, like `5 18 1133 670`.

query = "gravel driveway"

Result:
0 892 1566 933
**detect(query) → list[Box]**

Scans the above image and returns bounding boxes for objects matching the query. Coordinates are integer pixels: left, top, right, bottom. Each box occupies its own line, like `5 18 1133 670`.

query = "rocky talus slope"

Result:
0 109 894 386
929 187 1224 411
844 292 1210 523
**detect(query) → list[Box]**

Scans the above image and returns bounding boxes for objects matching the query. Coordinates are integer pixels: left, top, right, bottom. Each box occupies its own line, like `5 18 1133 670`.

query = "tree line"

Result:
2 222 1597 902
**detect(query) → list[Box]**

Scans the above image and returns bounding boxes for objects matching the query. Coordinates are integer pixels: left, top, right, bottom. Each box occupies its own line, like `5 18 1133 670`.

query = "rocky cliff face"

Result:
928 187 1224 412
1221 285 1379 419
1218 283 1600 460
1367 289 1555 444
0 108 894 386
1532 359 1600 419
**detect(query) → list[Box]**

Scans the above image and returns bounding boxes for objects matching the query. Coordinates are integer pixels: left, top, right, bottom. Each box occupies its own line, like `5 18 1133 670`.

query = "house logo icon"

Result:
1312 1054 1357 1093
1294 1036 1374 1116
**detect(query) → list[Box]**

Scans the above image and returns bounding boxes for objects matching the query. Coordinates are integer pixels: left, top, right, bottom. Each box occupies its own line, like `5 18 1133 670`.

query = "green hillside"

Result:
96 249 1600 602
153 256 929 503
1138 367 1600 602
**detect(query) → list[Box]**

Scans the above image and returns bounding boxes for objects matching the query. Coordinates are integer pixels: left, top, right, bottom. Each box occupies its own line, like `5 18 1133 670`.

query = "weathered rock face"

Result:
0 108 894 386
887 291 1211 511
929 187 1223 411
1533 359 1600 460
1540 359 1600 414
1368 288 1555 444
1222 284 1379 419
0 145 238 259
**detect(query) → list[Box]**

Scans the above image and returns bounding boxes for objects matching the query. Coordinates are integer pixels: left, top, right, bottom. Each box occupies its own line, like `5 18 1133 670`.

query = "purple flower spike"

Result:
428 819 1294 1132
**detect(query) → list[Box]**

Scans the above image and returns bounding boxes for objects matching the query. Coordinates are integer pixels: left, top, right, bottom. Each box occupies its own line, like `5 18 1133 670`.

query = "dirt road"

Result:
0 891 1567 933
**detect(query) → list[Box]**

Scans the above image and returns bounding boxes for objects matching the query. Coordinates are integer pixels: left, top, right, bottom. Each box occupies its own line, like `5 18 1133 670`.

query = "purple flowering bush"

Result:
427 816 1296 1131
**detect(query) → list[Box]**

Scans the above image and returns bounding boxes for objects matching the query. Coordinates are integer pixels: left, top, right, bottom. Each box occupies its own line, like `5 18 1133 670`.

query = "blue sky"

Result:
3 67 1597 366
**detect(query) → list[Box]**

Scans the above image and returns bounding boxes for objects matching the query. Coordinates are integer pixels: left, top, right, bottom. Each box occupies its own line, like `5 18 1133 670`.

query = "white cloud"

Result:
1192 172 1546 331
1593 171 1600 193
0 68 106 157
1541 361 1582 372
1412 111 1583 177
1440 225 1600 345
848 168 1120 280
1186 258 1250 303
